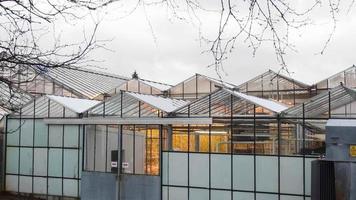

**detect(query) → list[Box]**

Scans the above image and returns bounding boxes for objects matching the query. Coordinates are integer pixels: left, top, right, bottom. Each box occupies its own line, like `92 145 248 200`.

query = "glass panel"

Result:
135 127 146 174
63 179 78 197
143 126 160 175
256 193 278 200
211 190 231 200
168 152 188 186
7 119 20 145
48 178 62 196
183 76 197 99
33 177 47 195
280 157 303 195
107 125 118 173
122 125 134 173
64 125 79 148
48 149 62 177
95 125 106 172
169 187 188 200
189 153 209 187
21 119 33 146
162 186 168 200
281 196 304 200
85 125 95 171
190 188 209 200
19 176 32 193
63 149 79 178
34 120 47 146
5 175 18 192
233 192 254 200
233 155 254 191
34 148 47 176
49 125 63 147
20 148 33 175
6 147 19 174
162 152 168 185
211 154 231 189
256 156 278 193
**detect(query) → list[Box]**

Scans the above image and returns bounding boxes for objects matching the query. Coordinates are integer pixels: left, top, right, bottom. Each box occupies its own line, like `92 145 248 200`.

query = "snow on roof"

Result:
139 79 172 91
47 95 101 113
226 89 289 113
126 92 189 113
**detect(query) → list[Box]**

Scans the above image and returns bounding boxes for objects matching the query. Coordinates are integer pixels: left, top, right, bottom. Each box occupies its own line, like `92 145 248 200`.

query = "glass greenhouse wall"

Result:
3 67 356 200
2 95 100 199
5 116 82 198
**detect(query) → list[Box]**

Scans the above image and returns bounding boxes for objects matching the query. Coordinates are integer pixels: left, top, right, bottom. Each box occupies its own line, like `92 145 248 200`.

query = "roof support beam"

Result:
44 117 213 125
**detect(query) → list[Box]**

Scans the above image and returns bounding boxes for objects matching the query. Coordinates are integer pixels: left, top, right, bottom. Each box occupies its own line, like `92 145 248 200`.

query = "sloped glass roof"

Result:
0 82 33 112
281 85 356 118
174 88 288 117
167 73 237 100
236 69 310 92
89 91 189 117
35 66 129 99
315 65 356 90
108 78 172 96
17 95 99 118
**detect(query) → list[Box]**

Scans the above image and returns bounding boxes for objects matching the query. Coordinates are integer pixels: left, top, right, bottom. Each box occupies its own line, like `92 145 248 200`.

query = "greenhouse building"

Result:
2 66 356 200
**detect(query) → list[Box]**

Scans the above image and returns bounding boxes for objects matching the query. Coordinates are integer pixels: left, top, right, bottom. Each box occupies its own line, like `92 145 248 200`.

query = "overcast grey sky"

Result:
57 1 356 86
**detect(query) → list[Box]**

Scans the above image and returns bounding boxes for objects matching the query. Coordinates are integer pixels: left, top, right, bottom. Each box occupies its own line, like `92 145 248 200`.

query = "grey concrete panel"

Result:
120 175 160 200
81 171 118 200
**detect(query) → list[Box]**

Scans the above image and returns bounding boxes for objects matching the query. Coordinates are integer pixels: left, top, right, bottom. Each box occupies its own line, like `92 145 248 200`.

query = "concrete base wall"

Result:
81 172 161 200
120 175 160 200
81 171 118 200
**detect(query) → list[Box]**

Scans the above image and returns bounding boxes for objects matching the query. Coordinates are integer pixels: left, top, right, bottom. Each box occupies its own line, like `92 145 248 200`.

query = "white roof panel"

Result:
126 92 189 113
47 95 101 113
227 89 288 113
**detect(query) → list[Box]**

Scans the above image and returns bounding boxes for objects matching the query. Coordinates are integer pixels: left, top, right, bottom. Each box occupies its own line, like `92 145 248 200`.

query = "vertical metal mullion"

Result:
32 99 36 194
82 125 86 171
77 125 81 197
105 125 108 172
195 74 198 99
118 125 123 200
159 125 163 200
277 114 281 200
139 101 141 118
62 107 65 197
93 125 97 171
208 94 211 200
182 82 185 100
328 91 331 118
4 115 9 192
302 104 306 200
293 81 296 106
103 97 106 118
187 105 190 200
253 105 256 200
133 125 136 174
18 109 22 193
230 94 233 200
46 100 50 197
119 125 123 175
145 128 148 174
120 91 123 118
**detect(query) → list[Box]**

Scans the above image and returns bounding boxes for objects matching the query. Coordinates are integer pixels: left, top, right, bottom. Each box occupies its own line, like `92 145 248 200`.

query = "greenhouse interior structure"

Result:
1 65 356 200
